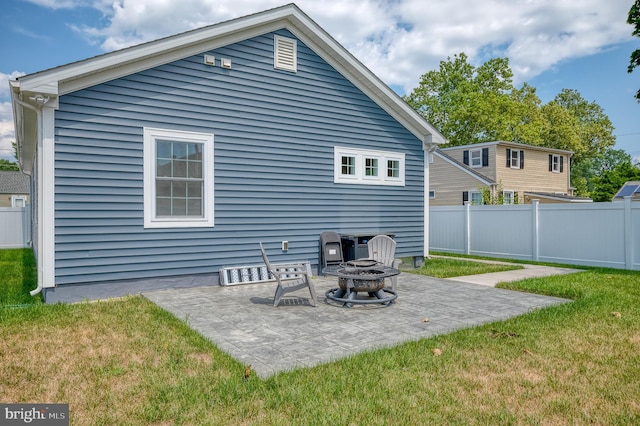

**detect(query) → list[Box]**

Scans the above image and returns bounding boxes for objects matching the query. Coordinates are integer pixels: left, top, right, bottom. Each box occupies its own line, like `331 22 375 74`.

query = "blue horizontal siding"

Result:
53 29 425 285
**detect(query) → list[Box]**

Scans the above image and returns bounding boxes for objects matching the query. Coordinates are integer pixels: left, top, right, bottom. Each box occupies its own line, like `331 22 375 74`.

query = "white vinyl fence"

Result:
0 206 31 249
429 198 639 270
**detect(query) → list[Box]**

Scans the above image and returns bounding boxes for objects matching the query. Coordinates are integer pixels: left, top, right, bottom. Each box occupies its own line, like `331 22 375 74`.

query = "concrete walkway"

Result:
440 258 583 287
143 267 576 378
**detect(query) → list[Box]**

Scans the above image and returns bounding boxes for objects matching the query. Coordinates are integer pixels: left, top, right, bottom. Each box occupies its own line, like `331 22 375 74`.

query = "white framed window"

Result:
364 157 379 178
334 147 405 186
144 127 214 228
551 154 562 173
470 149 482 168
274 35 297 72
429 190 436 199
503 190 514 205
510 150 520 169
11 195 27 208
470 191 484 205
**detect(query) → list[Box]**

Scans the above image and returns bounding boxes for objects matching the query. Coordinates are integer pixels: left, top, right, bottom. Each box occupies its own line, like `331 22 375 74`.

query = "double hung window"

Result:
144 127 214 228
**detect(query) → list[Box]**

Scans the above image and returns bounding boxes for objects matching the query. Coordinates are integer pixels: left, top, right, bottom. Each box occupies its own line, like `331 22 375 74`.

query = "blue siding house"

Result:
10 4 445 302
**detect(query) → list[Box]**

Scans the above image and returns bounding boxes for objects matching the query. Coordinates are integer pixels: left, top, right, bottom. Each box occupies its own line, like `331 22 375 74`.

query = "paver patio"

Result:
144 273 569 378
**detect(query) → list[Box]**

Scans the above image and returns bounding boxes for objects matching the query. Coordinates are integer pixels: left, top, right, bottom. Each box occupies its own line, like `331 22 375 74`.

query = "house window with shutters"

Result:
549 154 564 173
274 35 297 72
470 149 482 167
462 190 484 205
506 148 524 169
463 147 489 168
503 190 514 205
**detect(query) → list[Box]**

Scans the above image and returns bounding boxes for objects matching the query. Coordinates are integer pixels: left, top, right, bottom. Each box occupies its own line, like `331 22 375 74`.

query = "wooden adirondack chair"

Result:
366 235 402 290
260 242 317 307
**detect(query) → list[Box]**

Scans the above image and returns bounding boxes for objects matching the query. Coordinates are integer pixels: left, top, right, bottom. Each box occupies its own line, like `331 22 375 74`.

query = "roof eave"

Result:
13 4 446 148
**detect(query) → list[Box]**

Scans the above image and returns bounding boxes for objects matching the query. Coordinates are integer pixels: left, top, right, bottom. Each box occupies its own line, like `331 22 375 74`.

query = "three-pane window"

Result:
334 147 405 186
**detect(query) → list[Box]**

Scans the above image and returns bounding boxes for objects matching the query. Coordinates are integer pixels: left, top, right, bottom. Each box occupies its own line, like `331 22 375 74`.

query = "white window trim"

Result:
334 146 405 186
503 190 515 205
551 154 561 173
470 148 482 168
143 127 214 229
470 190 484 205
11 195 27 208
510 150 521 169
429 190 436 199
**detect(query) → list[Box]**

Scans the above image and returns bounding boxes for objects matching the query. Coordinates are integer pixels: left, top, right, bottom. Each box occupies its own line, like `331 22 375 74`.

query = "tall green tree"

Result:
572 148 633 196
590 160 640 201
628 0 640 101
405 53 616 195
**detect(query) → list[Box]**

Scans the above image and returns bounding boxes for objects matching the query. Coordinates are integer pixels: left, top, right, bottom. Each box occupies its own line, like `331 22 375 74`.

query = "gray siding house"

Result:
10 4 445 302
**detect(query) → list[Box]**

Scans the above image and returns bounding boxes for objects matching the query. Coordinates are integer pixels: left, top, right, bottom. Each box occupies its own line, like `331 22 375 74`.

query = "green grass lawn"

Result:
409 256 524 278
1 248 639 424
0 248 40 306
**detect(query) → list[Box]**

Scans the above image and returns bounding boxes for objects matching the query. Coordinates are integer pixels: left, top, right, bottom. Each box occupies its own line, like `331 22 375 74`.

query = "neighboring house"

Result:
0 171 30 207
612 181 640 201
430 141 592 206
10 4 445 303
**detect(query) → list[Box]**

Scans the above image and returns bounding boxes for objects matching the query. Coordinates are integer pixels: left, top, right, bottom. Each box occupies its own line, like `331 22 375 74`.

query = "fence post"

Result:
464 201 471 255
532 200 539 262
624 197 633 270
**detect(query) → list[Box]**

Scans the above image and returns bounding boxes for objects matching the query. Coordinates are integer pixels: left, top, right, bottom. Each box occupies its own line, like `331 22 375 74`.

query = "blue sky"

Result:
1 0 639 163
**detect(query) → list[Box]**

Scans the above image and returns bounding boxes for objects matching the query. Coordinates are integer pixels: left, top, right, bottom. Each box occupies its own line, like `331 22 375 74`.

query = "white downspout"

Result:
13 96 45 297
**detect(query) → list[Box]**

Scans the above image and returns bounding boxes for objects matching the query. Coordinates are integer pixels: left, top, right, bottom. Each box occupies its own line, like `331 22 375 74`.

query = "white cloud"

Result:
0 102 16 162
56 0 633 94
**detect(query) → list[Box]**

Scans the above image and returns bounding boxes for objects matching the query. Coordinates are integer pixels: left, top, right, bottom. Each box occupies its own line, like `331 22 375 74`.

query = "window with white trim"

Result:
470 149 482 168
470 191 484 205
503 190 514 205
429 190 436 199
334 147 405 186
509 150 520 169
11 195 27 208
551 154 562 173
144 127 214 228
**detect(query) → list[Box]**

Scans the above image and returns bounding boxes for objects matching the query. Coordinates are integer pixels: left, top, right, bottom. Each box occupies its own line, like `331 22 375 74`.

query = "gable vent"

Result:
274 35 297 72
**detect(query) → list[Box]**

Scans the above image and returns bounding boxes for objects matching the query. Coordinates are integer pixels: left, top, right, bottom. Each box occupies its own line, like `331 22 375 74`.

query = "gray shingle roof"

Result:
0 171 30 193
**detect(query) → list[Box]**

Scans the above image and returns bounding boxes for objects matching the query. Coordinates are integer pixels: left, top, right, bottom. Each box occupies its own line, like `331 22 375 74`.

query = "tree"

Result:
628 0 640 101
404 53 517 146
544 89 615 162
405 53 617 195
590 160 640 201
572 148 633 196
0 141 20 171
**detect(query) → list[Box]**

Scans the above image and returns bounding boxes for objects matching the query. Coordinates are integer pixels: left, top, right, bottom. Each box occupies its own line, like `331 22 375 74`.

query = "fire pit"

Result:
325 260 399 308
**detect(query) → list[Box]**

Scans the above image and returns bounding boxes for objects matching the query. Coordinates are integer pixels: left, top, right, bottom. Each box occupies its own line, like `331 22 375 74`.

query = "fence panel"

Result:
537 203 626 268
469 205 534 260
429 206 466 253
429 199 639 270
0 206 31 249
